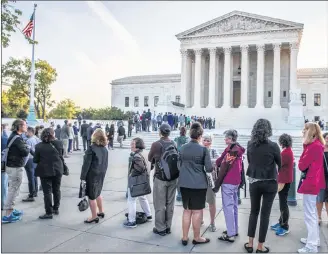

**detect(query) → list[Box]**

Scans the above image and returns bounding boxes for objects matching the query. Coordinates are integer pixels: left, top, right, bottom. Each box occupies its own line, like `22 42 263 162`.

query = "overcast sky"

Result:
3 1 327 108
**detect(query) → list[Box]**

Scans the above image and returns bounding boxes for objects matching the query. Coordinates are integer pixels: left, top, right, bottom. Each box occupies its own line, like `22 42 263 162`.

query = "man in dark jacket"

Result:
117 125 126 148
2 119 30 223
145 109 152 132
87 123 94 148
141 111 146 131
80 120 89 151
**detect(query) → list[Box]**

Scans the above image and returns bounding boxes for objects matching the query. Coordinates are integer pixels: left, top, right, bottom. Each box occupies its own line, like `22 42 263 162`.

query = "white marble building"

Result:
111 11 328 129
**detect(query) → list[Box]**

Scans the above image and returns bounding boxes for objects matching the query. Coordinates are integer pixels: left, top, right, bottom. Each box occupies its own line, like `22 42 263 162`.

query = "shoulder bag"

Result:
128 153 151 198
1 135 20 172
49 142 69 176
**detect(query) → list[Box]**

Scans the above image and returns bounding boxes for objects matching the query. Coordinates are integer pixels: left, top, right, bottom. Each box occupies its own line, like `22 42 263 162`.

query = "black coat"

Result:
80 123 89 138
6 132 30 168
80 145 108 200
34 140 64 177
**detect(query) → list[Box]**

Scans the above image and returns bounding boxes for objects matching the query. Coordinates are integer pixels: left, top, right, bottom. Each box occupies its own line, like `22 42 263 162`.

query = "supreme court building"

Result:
111 11 328 129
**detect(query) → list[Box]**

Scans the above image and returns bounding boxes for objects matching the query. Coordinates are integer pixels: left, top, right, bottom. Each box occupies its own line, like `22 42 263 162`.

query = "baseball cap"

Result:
159 123 171 135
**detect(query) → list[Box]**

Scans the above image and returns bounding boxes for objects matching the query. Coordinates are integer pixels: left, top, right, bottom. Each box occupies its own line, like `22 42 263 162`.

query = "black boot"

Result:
39 214 53 219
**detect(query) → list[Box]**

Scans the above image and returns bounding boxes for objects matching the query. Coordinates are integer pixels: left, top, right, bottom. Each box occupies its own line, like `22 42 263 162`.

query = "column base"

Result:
238 104 248 109
206 105 216 109
254 104 265 109
271 104 281 109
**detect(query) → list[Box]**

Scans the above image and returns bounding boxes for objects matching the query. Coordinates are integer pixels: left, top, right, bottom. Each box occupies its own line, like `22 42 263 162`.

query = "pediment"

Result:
176 11 303 39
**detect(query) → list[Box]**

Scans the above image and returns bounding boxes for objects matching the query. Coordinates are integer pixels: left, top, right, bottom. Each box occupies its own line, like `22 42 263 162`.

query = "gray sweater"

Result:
178 140 213 189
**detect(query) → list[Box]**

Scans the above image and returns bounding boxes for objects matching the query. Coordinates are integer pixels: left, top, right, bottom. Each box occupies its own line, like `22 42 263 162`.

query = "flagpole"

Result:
27 3 38 126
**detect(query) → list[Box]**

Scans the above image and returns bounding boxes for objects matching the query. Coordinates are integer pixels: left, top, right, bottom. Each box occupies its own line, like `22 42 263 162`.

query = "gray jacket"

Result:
178 140 213 189
60 124 70 140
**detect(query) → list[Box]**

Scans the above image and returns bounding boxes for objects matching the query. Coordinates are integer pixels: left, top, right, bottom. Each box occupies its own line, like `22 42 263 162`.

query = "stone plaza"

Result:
2 140 328 253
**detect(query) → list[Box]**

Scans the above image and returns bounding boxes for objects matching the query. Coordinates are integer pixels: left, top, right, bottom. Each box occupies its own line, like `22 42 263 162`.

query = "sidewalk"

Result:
2 149 328 253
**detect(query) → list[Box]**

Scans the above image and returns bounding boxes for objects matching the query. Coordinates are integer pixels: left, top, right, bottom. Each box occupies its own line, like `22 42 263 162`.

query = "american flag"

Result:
22 13 34 38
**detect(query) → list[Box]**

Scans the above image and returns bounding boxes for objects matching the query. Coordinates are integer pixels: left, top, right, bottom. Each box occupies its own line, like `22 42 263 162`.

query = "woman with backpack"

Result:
202 133 219 232
178 122 212 246
215 129 245 243
124 137 152 228
174 127 189 202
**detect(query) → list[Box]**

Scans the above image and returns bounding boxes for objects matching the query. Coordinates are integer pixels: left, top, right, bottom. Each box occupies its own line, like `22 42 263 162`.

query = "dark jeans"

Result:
24 158 38 197
248 180 277 243
87 139 91 148
128 127 132 137
278 183 290 230
82 136 87 150
68 139 73 152
41 175 62 214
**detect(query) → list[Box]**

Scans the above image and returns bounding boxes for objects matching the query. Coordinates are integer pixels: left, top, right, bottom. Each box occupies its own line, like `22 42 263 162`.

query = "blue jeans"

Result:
1 172 8 209
68 139 73 152
24 158 38 197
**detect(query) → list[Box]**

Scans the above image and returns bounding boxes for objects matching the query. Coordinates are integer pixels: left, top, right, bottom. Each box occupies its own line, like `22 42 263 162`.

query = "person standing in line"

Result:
34 128 64 219
297 122 325 253
157 113 163 128
146 109 152 132
54 124 61 140
22 127 41 202
202 134 219 232
80 129 108 223
87 123 94 148
271 134 294 236
216 130 245 242
108 124 115 150
124 137 152 228
316 132 328 226
174 127 190 202
73 121 80 151
148 123 178 236
117 124 126 148
1 124 9 210
163 112 168 124
80 120 89 151
128 117 133 137
178 122 212 245
152 113 157 132
2 119 30 223
68 123 74 154
244 119 281 253
60 120 70 158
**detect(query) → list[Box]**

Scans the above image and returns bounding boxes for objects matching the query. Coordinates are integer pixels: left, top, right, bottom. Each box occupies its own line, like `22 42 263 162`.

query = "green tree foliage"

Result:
1 0 36 48
1 57 57 119
48 99 80 119
78 107 134 120
1 88 29 117
16 109 28 119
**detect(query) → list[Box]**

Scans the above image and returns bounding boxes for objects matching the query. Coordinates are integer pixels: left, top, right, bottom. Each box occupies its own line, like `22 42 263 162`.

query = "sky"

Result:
2 1 327 108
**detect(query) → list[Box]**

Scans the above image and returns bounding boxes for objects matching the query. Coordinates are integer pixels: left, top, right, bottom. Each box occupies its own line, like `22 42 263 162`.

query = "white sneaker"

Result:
298 247 318 253
300 238 320 247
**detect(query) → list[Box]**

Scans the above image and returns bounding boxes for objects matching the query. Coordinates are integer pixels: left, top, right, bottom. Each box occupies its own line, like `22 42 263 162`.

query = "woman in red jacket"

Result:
271 134 294 236
297 122 325 253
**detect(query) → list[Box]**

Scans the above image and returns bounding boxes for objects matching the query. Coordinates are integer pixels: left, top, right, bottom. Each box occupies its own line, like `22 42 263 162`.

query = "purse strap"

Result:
324 152 328 173
49 142 63 159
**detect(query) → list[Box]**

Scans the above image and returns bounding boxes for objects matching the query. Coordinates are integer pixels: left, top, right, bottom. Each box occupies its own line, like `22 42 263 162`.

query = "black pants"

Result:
128 128 132 137
248 180 277 243
87 139 91 148
82 137 87 150
41 175 62 214
278 183 290 230
24 158 38 197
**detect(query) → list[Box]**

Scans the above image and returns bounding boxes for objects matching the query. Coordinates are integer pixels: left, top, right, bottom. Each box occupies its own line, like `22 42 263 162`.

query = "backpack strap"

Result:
7 135 20 149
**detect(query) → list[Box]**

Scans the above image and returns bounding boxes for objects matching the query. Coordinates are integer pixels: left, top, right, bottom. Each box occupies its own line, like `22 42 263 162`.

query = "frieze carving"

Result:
187 15 293 37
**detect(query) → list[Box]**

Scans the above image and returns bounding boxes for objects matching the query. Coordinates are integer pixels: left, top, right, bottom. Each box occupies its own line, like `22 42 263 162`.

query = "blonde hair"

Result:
91 129 108 146
302 122 325 145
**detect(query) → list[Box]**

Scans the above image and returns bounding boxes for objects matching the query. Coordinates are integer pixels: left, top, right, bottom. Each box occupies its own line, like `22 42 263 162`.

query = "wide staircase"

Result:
115 130 304 157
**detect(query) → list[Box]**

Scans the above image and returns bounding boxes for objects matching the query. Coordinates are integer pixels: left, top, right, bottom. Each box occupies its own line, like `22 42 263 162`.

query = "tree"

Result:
1 88 29 117
48 99 79 119
16 109 28 119
1 57 57 119
1 0 36 48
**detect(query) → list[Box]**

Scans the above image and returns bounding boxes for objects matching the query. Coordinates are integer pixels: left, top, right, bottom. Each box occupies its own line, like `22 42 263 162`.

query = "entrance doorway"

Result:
233 81 241 108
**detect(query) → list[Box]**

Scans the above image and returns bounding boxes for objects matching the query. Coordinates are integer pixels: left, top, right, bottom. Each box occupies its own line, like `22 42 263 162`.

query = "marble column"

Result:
186 52 192 107
289 42 299 94
193 49 203 108
222 46 232 108
240 45 249 108
207 48 217 108
180 49 188 106
255 44 265 108
272 43 281 108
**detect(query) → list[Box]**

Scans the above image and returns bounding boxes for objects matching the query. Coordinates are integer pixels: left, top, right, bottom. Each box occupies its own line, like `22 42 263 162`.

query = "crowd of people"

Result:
1 117 328 253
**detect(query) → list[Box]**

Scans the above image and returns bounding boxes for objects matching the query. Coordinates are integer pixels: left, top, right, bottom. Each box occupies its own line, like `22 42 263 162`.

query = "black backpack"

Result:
157 140 179 181
125 212 148 224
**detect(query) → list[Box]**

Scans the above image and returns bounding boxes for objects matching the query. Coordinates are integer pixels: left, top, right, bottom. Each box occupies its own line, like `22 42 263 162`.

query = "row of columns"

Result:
180 42 299 109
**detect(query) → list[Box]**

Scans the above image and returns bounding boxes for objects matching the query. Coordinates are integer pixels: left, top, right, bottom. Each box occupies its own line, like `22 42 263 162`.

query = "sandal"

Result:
218 234 235 243
192 238 210 245
244 243 253 253
181 238 189 246
256 247 270 253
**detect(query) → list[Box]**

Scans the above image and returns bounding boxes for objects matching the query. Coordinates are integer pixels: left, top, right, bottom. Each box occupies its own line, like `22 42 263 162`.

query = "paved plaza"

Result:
2 149 328 253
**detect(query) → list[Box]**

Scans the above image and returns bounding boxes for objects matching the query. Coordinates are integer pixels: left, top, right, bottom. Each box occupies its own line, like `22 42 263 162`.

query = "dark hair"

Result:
180 126 187 136
133 137 145 150
11 119 25 132
83 120 86 123
278 133 293 148
323 132 328 139
41 128 55 143
190 122 203 140
57 124 61 128
27 126 35 134
250 119 272 146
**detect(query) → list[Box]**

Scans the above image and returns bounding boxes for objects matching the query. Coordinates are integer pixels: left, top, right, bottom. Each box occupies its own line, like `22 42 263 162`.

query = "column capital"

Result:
289 42 299 50
194 48 203 56
240 45 249 53
256 44 265 52
180 49 189 57
223 46 232 54
208 47 217 55
273 43 281 51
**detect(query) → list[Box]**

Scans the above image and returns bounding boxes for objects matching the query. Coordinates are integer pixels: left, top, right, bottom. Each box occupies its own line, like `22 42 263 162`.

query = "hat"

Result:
159 123 171 135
